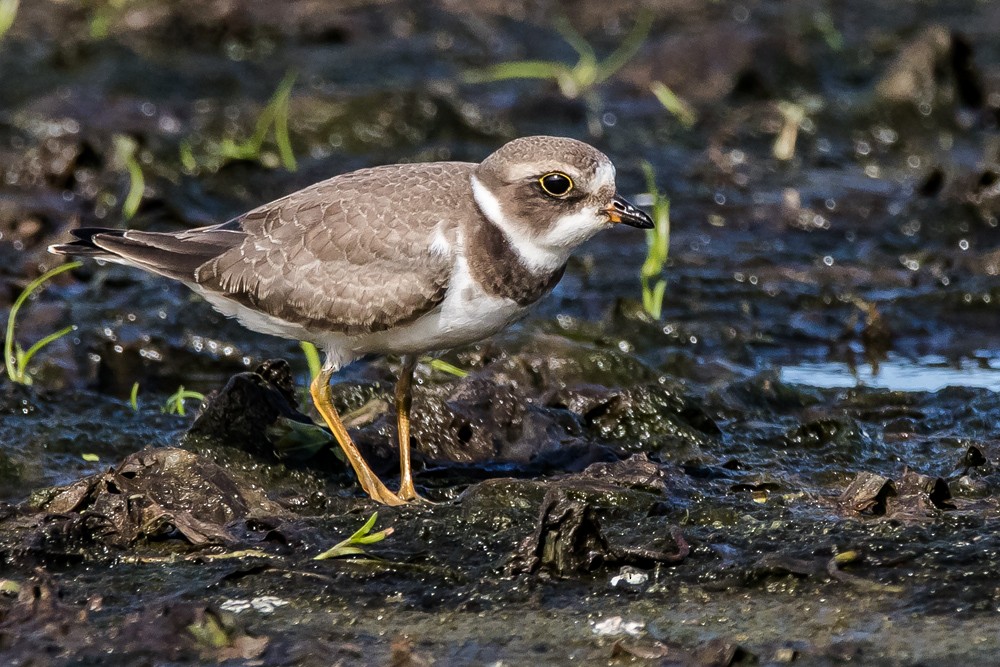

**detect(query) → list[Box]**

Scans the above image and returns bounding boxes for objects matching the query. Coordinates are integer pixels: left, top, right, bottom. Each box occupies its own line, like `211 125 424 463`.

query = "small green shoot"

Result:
113 135 145 220
314 512 394 560
181 71 297 173
422 357 468 378
650 81 697 128
812 10 843 51
187 612 230 649
129 381 140 411
82 453 100 462
162 386 205 416
300 340 322 382
639 162 671 320
466 13 650 132
5 261 80 385
88 0 129 40
0 0 18 43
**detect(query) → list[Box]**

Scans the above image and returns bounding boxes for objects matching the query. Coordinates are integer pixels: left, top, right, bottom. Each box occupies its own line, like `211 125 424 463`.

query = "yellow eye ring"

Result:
539 172 574 197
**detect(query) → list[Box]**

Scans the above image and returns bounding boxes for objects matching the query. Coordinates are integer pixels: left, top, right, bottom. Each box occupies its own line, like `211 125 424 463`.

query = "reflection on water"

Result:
780 355 1000 392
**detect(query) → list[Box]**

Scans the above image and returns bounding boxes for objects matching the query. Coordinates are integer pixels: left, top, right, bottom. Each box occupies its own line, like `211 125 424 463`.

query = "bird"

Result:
50 135 654 505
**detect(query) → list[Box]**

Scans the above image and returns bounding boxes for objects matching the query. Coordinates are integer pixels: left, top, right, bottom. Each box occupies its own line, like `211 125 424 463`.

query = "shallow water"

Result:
781 355 1000 392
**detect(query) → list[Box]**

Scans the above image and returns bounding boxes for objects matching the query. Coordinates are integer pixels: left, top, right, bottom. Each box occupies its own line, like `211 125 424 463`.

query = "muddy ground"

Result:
2 0 1000 665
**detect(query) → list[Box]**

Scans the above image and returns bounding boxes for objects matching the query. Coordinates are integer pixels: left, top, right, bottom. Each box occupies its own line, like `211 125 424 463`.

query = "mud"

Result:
2 0 1000 665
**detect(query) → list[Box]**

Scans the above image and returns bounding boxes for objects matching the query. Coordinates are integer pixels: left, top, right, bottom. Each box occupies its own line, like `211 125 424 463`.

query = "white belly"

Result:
348 259 526 357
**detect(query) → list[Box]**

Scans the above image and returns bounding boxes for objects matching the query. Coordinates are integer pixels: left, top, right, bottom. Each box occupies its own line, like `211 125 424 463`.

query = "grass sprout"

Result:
87 0 130 40
639 162 671 320
0 579 21 596
422 357 468 378
650 81 697 128
300 341 322 382
181 71 297 173
129 381 140 411
113 135 145 219
162 386 205 416
0 0 18 43
465 13 650 133
812 10 843 51
314 512 393 560
4 261 80 385
186 612 230 649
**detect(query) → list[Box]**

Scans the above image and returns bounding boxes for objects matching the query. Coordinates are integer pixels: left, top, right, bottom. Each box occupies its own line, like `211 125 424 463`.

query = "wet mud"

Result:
2 0 1000 664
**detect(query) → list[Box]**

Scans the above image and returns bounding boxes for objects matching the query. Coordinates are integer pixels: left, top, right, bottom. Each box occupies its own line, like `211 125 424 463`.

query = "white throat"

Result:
471 174 607 273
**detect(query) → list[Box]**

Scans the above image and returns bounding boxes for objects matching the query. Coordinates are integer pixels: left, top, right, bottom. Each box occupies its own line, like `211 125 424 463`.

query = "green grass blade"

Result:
553 16 596 62
350 511 379 541
641 160 656 187
246 99 275 155
130 382 140 411
162 387 205 416
113 135 145 220
0 0 18 42
300 341 322 382
638 162 671 320
5 261 80 384
650 81 697 128
272 71 297 172
465 60 565 83
651 279 667 320
595 12 652 84
424 357 468 378
17 325 75 380
179 140 197 172
314 512 393 560
122 152 144 219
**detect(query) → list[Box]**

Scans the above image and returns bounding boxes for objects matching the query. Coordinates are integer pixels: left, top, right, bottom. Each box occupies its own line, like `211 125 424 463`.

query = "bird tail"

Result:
48 226 239 282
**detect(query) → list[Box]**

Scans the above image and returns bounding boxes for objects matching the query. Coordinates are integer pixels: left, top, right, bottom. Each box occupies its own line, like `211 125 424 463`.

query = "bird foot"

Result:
397 479 434 504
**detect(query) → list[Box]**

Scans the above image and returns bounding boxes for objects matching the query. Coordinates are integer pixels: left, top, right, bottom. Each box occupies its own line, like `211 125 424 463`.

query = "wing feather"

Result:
195 162 474 335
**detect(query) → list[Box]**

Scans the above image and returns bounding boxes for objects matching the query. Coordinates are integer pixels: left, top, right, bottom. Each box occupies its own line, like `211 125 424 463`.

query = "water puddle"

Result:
780 355 1000 392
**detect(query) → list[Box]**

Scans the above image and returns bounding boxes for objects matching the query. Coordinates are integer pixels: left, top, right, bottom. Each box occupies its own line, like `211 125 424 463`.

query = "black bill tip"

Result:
607 194 654 229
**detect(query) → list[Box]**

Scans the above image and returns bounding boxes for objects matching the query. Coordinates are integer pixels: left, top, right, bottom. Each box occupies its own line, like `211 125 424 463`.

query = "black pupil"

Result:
543 174 571 195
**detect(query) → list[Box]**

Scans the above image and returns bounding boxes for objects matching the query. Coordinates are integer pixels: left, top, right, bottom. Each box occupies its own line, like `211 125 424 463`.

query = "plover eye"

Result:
539 172 574 197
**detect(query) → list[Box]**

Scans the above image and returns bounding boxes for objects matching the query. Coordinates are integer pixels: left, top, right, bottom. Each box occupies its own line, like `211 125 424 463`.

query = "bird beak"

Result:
605 194 654 229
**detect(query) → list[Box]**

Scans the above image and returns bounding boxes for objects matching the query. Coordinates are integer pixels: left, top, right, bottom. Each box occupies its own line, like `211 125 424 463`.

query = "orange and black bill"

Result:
606 194 654 229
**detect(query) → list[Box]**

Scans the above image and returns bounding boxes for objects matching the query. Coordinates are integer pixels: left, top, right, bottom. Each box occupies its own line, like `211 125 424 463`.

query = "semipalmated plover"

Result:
51 135 653 505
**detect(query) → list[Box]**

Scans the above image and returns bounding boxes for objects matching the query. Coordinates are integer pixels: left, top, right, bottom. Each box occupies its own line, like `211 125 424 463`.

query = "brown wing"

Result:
194 162 474 335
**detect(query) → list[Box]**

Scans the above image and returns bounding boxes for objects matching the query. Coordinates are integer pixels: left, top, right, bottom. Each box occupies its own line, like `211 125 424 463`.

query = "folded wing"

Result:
51 162 473 336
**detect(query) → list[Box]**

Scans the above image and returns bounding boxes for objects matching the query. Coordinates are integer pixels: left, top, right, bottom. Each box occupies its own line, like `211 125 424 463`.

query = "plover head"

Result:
470 135 653 272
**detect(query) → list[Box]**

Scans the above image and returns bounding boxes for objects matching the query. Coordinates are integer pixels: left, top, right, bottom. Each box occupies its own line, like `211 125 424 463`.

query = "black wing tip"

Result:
47 228 125 256
71 227 125 242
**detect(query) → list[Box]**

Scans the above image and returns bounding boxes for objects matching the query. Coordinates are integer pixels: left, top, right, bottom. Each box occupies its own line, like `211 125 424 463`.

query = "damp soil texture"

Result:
2 1 1000 665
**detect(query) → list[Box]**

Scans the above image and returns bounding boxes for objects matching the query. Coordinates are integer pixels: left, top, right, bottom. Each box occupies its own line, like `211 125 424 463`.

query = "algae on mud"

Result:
2 0 1000 664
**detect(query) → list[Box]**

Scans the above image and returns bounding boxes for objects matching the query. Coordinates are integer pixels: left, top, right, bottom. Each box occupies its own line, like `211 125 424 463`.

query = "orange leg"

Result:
310 368 404 506
395 355 425 502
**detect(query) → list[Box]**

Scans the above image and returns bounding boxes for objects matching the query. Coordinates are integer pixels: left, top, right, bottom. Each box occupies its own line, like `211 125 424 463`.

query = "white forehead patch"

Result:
505 162 551 181
594 160 616 189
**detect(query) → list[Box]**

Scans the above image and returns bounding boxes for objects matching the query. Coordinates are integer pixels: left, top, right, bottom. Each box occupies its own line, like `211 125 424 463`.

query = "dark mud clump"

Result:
3 0 1000 664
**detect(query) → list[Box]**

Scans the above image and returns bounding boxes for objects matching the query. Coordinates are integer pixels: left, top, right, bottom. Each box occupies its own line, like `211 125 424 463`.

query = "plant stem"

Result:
5 261 80 384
